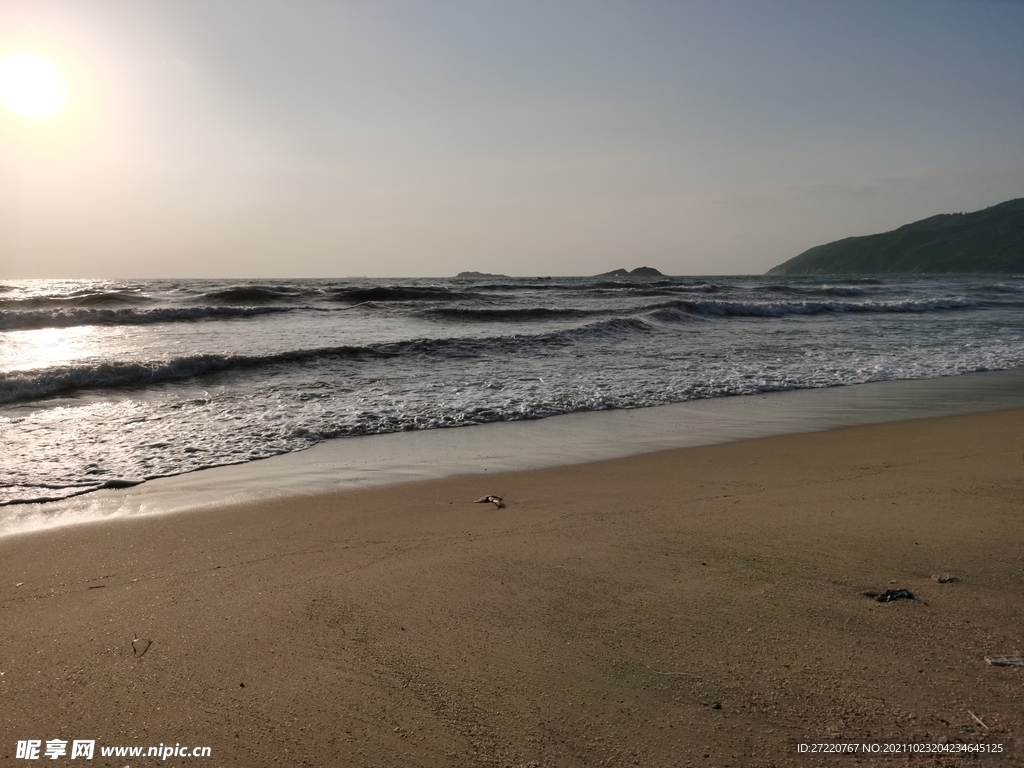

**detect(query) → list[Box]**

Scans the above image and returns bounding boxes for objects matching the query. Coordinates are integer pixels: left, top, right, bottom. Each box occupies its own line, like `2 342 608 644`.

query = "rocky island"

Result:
596 266 664 277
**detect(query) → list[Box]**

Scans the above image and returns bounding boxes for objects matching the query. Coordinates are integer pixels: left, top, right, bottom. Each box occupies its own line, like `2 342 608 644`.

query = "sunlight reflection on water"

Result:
0 325 103 370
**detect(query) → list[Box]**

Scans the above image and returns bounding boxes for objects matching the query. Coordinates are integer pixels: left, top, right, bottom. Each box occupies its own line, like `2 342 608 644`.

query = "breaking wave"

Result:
330 286 463 302
195 286 307 303
646 296 979 319
422 306 600 322
0 316 656 404
759 284 870 297
0 290 153 309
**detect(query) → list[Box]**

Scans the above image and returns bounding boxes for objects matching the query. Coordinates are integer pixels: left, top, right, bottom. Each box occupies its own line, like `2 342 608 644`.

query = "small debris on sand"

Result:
863 588 916 602
131 636 152 657
474 495 505 509
932 573 958 583
967 710 989 730
984 655 1024 667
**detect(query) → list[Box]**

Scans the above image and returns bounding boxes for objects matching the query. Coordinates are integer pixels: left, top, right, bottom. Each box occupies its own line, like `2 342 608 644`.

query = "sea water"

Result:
2 274 1023 510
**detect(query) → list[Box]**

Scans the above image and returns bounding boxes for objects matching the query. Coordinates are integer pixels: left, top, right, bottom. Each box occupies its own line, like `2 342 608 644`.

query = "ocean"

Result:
2 273 1024 511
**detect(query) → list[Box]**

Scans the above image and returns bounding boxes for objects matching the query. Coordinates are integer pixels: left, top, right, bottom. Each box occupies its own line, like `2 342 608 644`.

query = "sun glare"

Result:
0 53 68 121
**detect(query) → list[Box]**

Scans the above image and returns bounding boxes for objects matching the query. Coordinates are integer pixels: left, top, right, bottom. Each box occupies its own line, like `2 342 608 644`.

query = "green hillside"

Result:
767 198 1024 275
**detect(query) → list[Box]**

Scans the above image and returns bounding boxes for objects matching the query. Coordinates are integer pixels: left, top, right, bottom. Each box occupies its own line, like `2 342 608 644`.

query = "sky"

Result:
0 0 1022 278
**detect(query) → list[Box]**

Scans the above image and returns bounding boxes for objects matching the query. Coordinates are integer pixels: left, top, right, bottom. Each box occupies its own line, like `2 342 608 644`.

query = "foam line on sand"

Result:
5 367 1024 536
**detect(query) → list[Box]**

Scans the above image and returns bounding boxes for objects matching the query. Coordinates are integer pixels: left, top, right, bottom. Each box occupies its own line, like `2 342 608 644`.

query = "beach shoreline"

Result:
5 274 1024 516
2 408 1023 766
6 367 1024 539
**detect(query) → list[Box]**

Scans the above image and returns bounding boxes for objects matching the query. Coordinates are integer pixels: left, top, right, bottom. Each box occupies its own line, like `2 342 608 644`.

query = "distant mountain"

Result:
597 266 663 277
455 271 508 279
767 198 1024 275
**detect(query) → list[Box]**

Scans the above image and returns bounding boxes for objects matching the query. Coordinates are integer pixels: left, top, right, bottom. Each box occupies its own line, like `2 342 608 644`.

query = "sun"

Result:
0 54 68 121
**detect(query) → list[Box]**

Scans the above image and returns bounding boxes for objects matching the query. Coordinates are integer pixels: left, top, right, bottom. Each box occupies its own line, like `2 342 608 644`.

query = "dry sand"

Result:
2 409 1023 767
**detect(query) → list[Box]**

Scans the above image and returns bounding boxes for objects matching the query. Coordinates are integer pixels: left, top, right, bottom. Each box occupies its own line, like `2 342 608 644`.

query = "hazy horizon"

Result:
2 0 1023 279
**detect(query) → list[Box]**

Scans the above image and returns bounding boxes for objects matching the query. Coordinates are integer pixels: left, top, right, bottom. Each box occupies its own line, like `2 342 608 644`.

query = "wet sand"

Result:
2 409 1023 767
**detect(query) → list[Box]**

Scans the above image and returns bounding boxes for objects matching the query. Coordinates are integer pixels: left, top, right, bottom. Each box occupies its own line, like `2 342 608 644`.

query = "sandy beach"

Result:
2 408 1023 767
